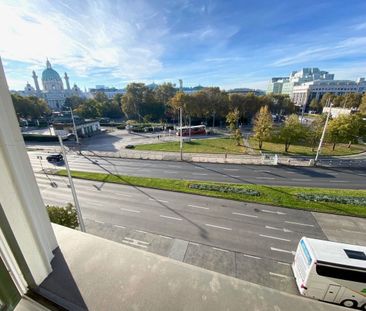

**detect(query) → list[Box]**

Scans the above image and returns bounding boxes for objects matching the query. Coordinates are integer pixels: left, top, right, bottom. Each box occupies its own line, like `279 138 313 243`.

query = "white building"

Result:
291 78 366 107
267 68 334 95
17 59 84 110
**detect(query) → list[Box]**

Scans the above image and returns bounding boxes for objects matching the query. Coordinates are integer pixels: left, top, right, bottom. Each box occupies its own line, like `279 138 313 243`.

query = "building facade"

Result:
291 78 366 107
17 60 83 110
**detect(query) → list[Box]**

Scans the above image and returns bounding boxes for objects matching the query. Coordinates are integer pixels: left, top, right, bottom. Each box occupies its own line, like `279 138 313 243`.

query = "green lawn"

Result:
134 136 366 156
135 137 246 154
56 170 366 218
249 138 366 156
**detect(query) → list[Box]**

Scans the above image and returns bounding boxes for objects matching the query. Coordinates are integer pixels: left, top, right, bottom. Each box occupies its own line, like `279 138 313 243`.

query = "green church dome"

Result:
42 60 62 82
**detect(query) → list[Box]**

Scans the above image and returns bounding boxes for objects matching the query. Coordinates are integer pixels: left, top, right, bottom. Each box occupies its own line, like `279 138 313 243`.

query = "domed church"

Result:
25 59 83 110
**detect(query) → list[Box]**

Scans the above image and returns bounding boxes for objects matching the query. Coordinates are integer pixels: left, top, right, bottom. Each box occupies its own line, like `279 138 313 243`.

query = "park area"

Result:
134 137 366 156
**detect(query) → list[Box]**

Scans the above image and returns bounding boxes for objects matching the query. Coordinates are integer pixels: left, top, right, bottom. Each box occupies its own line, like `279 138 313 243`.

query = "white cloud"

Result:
0 0 165 82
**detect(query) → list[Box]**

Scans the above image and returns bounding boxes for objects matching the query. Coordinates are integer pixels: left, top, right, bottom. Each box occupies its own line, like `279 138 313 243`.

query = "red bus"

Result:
176 125 206 136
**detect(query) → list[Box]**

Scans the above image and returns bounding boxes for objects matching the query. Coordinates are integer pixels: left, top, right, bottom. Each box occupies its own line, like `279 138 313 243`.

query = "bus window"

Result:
316 265 366 283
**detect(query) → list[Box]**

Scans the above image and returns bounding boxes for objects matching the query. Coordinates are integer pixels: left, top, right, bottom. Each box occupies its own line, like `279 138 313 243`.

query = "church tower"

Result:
64 72 71 91
32 70 40 92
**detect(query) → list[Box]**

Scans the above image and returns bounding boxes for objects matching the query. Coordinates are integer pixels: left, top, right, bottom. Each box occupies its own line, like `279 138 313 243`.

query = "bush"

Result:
189 183 260 196
297 193 366 206
46 203 79 229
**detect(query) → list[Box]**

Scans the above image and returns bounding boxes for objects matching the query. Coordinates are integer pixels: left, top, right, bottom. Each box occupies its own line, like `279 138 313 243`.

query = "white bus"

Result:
292 237 366 310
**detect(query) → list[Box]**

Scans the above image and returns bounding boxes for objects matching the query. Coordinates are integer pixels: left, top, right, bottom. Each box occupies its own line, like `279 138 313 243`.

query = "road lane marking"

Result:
231 175 241 178
188 204 210 210
265 226 292 233
223 168 239 171
113 192 132 197
159 235 172 239
269 272 290 279
192 173 208 176
232 212 258 218
255 177 275 180
259 234 291 242
190 242 199 246
213 247 229 253
163 170 178 174
149 198 169 203
136 230 148 234
95 220 104 224
160 215 182 221
120 208 141 213
341 229 366 235
122 237 149 248
329 180 349 183
205 224 232 231
270 247 296 255
277 261 290 266
261 210 286 215
243 254 261 260
285 221 314 227
113 224 126 229
291 178 312 182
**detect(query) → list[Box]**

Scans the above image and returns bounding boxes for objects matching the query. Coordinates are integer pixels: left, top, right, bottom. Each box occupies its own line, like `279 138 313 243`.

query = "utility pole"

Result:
69 108 79 144
58 135 86 232
179 107 183 161
314 99 332 164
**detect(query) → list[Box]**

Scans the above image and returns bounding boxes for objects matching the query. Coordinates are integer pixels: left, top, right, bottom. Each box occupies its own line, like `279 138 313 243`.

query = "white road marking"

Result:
163 170 178 174
341 229 366 235
192 173 208 176
269 272 290 279
223 168 239 171
277 262 290 266
259 234 291 242
243 254 261 260
136 230 148 234
231 175 241 178
205 224 232 231
255 177 275 180
160 215 182 221
113 192 132 197
329 180 349 183
254 170 271 173
123 237 149 244
232 212 258 218
113 224 126 229
212 247 229 253
285 221 314 227
122 237 149 248
265 226 292 233
149 198 169 203
261 210 286 215
270 247 296 255
95 220 104 224
291 178 312 182
120 208 141 213
188 204 210 210
190 242 199 246
159 235 172 239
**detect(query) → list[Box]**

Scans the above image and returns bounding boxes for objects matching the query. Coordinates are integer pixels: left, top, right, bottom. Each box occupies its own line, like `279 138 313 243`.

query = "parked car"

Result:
125 145 135 149
46 154 64 163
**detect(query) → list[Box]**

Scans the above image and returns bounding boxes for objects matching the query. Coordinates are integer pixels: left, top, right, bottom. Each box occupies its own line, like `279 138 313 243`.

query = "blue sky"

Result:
1 0 366 91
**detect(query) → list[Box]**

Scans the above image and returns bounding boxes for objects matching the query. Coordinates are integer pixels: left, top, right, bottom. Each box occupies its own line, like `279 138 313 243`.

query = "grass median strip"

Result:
55 170 366 218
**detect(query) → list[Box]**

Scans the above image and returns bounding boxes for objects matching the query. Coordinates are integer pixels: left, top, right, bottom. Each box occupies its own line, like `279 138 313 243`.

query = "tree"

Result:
309 98 321 113
279 114 304 152
46 203 78 229
343 93 362 108
327 114 364 150
359 93 366 115
74 99 100 118
226 109 241 146
306 115 326 151
252 106 273 150
63 96 85 110
94 92 109 103
154 82 176 105
11 94 50 119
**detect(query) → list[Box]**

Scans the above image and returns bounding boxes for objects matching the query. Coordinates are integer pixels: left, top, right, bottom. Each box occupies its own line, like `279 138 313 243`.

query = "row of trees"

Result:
310 93 366 112
253 106 365 152
11 94 51 119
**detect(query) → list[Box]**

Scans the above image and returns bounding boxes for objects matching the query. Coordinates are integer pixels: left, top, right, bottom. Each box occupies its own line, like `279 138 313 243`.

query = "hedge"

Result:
297 193 366 206
189 183 260 196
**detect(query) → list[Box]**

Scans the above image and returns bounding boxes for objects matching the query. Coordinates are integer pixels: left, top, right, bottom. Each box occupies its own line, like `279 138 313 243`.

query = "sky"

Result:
1 0 366 91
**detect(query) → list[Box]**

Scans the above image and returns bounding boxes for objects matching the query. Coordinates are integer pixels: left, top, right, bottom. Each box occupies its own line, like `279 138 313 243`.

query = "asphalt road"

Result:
34 172 331 294
28 151 366 189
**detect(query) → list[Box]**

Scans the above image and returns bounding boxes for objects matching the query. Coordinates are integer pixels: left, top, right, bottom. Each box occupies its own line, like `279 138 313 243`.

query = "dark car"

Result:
125 145 135 149
46 154 64 163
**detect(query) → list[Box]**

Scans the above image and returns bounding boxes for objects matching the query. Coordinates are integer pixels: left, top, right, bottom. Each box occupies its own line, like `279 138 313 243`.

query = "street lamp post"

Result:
314 99 332 164
69 108 79 144
179 107 183 161
58 135 86 232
